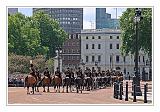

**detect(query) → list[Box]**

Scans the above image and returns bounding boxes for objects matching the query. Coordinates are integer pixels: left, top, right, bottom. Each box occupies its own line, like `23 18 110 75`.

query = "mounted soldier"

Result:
43 67 51 83
55 67 62 79
76 67 83 79
84 67 92 78
64 67 71 78
25 62 37 84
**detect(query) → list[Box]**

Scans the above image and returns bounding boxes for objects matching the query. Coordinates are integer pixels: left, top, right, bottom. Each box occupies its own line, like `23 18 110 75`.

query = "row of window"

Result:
56 17 78 21
85 55 101 63
62 55 80 60
85 55 145 63
63 49 80 53
85 44 120 49
59 21 80 25
63 42 80 46
86 36 119 39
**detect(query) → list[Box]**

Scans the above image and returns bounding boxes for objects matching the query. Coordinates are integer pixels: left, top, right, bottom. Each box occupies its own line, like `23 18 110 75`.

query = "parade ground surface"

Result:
8 80 152 104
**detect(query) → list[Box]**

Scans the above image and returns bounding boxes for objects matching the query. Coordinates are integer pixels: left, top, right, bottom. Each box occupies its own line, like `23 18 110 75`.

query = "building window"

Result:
116 44 119 49
116 55 120 63
110 36 112 39
117 36 119 39
98 36 101 39
139 56 141 62
86 56 89 62
92 56 95 62
98 55 101 62
86 44 88 49
110 44 112 49
98 44 101 49
86 36 88 39
92 44 95 49
92 36 95 39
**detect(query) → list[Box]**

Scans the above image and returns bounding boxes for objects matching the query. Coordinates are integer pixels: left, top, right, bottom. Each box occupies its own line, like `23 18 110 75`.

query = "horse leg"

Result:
66 84 68 93
32 86 34 94
47 85 49 92
54 85 56 92
37 87 39 92
62 84 64 93
27 86 29 94
43 86 46 92
58 85 60 93
76 83 79 93
69 84 72 93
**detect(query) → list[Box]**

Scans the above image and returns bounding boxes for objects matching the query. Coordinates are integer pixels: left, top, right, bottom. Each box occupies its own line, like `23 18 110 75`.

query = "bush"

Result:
8 54 54 74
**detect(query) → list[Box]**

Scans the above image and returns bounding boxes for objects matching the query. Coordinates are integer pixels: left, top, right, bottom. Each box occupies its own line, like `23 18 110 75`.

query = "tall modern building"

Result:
96 8 120 29
8 8 18 15
33 8 83 34
33 8 83 70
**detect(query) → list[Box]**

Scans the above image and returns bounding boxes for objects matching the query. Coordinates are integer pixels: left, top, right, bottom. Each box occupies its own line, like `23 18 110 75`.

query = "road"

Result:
8 80 152 104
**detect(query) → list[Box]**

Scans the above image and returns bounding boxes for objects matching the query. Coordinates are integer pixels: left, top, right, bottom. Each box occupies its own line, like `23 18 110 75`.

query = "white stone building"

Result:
80 29 148 78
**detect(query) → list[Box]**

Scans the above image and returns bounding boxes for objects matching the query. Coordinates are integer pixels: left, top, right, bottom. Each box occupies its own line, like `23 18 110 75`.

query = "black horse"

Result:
75 76 83 93
62 77 72 93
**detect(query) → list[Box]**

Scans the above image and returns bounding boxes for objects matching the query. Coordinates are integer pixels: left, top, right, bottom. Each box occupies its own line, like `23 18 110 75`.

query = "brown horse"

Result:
53 76 62 93
24 75 37 94
41 76 51 92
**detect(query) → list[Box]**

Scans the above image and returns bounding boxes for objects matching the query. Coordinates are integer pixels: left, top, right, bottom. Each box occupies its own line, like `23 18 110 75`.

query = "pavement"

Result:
8 80 152 104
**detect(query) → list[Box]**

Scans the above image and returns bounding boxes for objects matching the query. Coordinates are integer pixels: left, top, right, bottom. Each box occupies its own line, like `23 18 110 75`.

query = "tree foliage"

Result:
8 54 48 74
119 8 152 56
8 12 68 58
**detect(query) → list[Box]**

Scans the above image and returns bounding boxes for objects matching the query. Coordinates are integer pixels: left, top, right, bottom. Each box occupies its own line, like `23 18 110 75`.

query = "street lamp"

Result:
133 8 143 96
95 60 99 71
56 47 62 72
80 59 85 73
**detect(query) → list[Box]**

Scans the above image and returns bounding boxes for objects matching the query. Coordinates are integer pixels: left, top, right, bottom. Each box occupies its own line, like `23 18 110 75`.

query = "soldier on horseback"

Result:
55 67 62 80
30 64 37 79
65 67 71 78
76 67 83 79
84 67 92 78
25 63 37 83
43 67 51 83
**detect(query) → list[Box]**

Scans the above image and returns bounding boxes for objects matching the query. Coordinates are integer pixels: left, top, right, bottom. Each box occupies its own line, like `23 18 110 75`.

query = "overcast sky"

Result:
18 8 126 29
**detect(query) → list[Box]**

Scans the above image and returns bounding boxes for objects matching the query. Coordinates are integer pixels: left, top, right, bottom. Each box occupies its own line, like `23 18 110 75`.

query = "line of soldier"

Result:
27 63 123 86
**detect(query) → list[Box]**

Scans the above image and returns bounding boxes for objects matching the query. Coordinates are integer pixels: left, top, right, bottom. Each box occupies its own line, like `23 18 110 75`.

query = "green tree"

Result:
8 12 67 58
119 8 152 56
32 11 68 58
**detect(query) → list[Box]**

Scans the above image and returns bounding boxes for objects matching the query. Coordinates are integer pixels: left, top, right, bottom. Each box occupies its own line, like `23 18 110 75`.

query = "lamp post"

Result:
95 60 99 71
56 47 62 72
133 8 143 96
80 59 85 74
